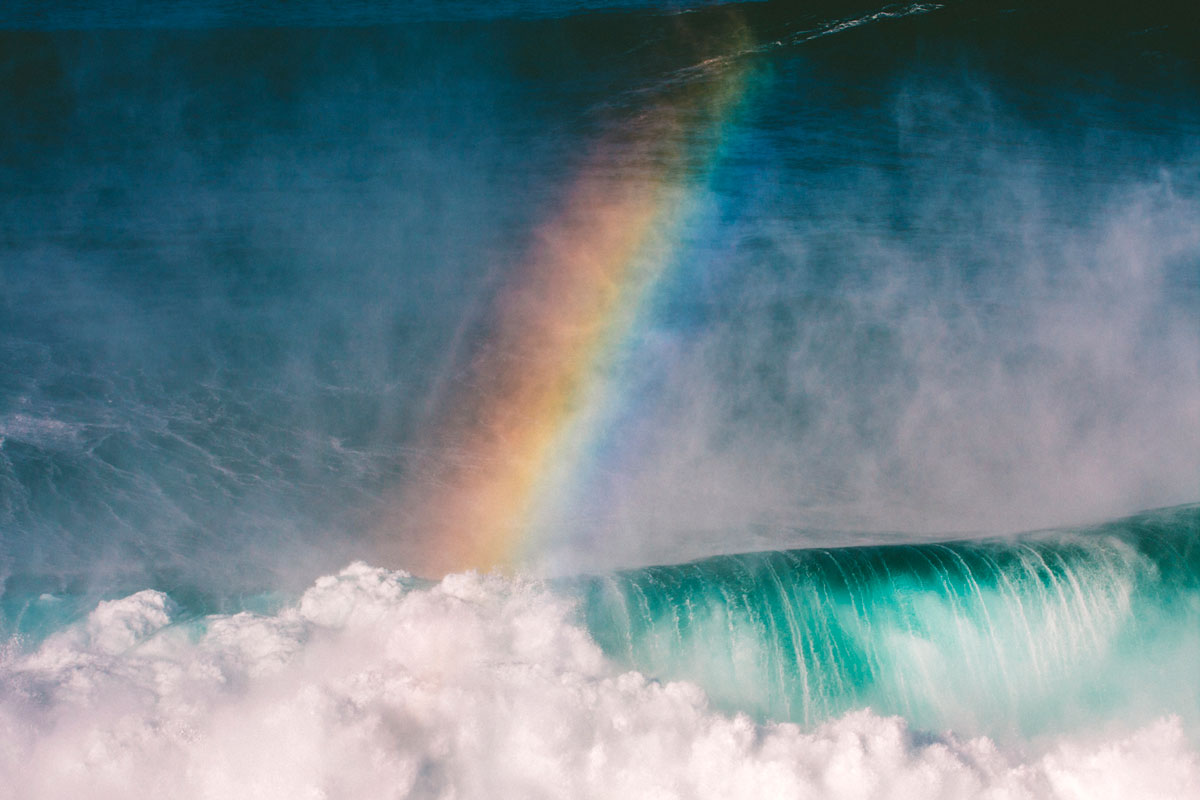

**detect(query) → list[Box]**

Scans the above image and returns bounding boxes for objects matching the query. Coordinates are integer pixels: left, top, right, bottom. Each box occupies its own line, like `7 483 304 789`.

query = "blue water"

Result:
2 3 1199 796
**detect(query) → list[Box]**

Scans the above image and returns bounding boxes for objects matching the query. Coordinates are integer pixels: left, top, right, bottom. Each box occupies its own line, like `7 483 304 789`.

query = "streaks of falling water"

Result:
572 511 1199 736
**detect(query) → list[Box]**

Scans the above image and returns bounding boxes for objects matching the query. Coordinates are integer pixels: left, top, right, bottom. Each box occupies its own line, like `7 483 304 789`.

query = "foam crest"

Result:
2 564 1198 799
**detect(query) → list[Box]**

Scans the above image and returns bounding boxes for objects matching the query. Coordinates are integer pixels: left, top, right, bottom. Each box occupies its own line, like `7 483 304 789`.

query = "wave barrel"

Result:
574 506 1200 736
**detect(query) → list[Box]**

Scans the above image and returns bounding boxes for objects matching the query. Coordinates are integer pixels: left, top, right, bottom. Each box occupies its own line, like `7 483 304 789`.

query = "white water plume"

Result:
1 563 1198 800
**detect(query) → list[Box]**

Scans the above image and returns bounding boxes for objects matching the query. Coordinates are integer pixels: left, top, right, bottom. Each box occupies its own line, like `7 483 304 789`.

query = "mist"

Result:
1 7 1197 594
0 23 559 597
532 66 1200 570
545 163 1200 570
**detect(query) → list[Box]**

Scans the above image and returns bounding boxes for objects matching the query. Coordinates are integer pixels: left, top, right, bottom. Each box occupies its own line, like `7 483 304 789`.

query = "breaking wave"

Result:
3 544 1199 799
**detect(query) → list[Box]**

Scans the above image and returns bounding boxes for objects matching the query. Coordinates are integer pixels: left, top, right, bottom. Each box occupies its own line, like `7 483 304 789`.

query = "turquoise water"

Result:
6 505 1198 742
576 505 1200 737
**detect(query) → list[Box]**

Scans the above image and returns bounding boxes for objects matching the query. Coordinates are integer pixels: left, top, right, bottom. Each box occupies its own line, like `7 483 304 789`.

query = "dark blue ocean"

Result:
2 2 1199 797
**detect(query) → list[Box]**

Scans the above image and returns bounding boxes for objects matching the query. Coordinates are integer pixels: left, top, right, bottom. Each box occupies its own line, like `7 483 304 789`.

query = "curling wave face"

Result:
575 505 1200 736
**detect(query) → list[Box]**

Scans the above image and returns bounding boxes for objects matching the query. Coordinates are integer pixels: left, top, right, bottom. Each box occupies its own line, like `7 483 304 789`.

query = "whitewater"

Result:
2 507 1197 799
2 1 1199 798
1 552 1196 799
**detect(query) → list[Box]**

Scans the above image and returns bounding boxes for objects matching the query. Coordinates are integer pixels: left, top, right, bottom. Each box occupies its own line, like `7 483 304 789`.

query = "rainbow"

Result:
376 19 756 577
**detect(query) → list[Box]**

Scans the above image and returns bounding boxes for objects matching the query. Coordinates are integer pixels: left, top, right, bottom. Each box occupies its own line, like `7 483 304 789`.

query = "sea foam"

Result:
2 563 1197 799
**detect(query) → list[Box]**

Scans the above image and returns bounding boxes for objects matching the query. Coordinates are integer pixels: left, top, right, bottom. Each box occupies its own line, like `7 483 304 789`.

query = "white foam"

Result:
2 564 1197 799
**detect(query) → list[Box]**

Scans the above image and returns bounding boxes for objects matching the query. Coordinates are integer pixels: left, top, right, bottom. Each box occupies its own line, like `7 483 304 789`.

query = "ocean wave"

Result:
3 561 1198 799
575 505 1200 734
